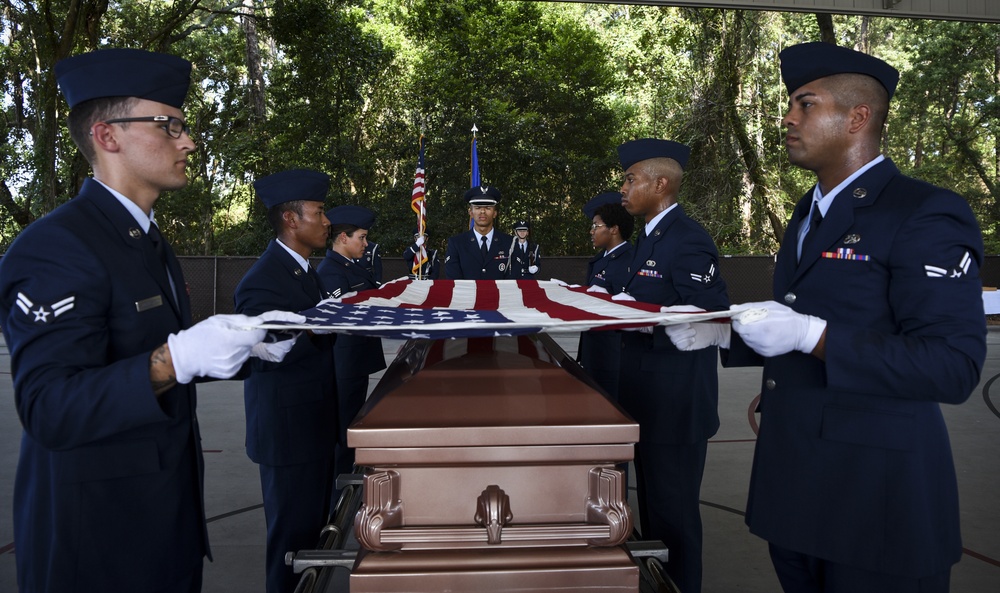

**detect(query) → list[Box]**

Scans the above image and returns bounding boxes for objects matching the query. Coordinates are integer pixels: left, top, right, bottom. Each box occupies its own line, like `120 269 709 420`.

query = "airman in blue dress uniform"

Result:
614 138 730 593
316 205 387 490
403 228 441 279
234 169 338 593
0 48 296 593
445 186 514 279
576 191 634 400
356 236 383 284
667 43 986 593
509 219 541 279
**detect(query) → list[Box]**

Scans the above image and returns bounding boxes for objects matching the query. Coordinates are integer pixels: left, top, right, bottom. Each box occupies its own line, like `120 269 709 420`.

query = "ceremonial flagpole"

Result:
469 124 479 230
410 135 428 279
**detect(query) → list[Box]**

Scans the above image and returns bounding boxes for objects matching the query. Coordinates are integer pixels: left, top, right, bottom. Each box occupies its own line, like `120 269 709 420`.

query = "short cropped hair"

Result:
594 202 635 242
67 96 138 164
823 73 891 132
266 200 305 235
641 156 684 189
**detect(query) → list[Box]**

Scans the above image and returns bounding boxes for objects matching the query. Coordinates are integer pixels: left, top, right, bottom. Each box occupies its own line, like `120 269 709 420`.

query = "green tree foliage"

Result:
2 2 998 257
890 20 1000 252
387 0 622 256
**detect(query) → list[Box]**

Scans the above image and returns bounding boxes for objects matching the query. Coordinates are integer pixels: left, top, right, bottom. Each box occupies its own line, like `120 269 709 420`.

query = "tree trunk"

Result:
242 0 267 125
817 13 835 44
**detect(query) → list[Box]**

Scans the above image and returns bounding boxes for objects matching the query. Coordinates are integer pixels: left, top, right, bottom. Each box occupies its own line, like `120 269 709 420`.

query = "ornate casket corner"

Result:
355 470 403 551
585 467 632 546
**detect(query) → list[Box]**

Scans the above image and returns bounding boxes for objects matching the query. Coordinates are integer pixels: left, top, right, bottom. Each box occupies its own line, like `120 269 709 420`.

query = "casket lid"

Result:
348 343 638 449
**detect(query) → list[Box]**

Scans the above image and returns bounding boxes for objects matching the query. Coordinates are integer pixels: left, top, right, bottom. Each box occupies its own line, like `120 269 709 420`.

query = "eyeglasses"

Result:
102 115 191 139
590 223 607 230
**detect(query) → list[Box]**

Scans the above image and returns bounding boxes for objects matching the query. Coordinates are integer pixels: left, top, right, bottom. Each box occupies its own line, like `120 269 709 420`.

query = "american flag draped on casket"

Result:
258 279 732 340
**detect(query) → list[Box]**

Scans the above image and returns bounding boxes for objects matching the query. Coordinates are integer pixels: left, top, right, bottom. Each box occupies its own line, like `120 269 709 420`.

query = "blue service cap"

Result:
55 48 192 109
464 185 502 206
327 205 375 229
618 138 691 171
254 169 329 209
779 42 899 99
583 191 622 219
513 219 530 230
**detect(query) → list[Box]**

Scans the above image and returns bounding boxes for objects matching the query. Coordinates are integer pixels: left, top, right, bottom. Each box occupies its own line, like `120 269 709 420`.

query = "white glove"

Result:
611 292 636 302
168 314 267 384
661 305 732 350
415 236 425 247
316 291 357 307
250 311 307 363
528 265 538 274
731 301 826 357
250 339 296 363
586 284 609 294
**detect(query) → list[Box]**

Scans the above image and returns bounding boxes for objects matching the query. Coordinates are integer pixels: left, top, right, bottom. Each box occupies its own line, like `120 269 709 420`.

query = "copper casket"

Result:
347 335 641 592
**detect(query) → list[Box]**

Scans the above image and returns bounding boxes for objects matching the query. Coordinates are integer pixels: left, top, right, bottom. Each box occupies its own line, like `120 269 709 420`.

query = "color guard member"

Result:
509 219 541 279
445 186 514 280
403 229 441 279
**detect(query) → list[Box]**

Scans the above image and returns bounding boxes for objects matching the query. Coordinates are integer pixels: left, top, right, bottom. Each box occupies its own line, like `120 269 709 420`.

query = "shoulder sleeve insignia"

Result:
689 263 717 284
16 292 76 324
925 251 974 279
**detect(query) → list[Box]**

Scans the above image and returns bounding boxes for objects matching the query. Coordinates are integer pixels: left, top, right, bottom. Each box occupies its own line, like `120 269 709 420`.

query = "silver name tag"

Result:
135 295 164 312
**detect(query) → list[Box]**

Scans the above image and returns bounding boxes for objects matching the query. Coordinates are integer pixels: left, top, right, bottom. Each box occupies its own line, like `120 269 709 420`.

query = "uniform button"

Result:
765 379 776 390
784 293 796 304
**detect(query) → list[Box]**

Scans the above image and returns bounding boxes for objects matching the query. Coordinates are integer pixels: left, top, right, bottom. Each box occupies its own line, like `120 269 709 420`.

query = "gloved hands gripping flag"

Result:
253 278 738 340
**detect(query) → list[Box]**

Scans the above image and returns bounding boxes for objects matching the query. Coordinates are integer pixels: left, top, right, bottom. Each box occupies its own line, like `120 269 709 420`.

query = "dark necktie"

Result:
147 223 169 273
797 203 824 262
808 203 823 236
306 266 324 299
147 222 183 313
636 228 647 249
481 236 489 259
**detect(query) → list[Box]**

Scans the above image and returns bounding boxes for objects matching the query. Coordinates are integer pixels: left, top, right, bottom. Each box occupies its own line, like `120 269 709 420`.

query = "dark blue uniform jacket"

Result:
0 178 208 592
616 205 730 445
725 159 986 577
445 230 515 280
234 240 338 466
577 243 633 398
316 250 387 379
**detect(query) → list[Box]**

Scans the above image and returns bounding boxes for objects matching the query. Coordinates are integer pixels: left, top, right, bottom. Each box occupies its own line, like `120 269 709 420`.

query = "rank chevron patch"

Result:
15 292 76 323
925 251 973 279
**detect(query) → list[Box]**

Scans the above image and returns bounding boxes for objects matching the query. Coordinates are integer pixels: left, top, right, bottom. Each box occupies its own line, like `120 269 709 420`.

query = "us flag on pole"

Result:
410 136 428 276
259 279 733 339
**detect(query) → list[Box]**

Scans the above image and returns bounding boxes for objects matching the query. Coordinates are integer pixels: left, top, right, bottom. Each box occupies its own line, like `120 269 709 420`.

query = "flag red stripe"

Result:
344 279 409 304
417 279 459 308
517 279 616 322
474 279 500 310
